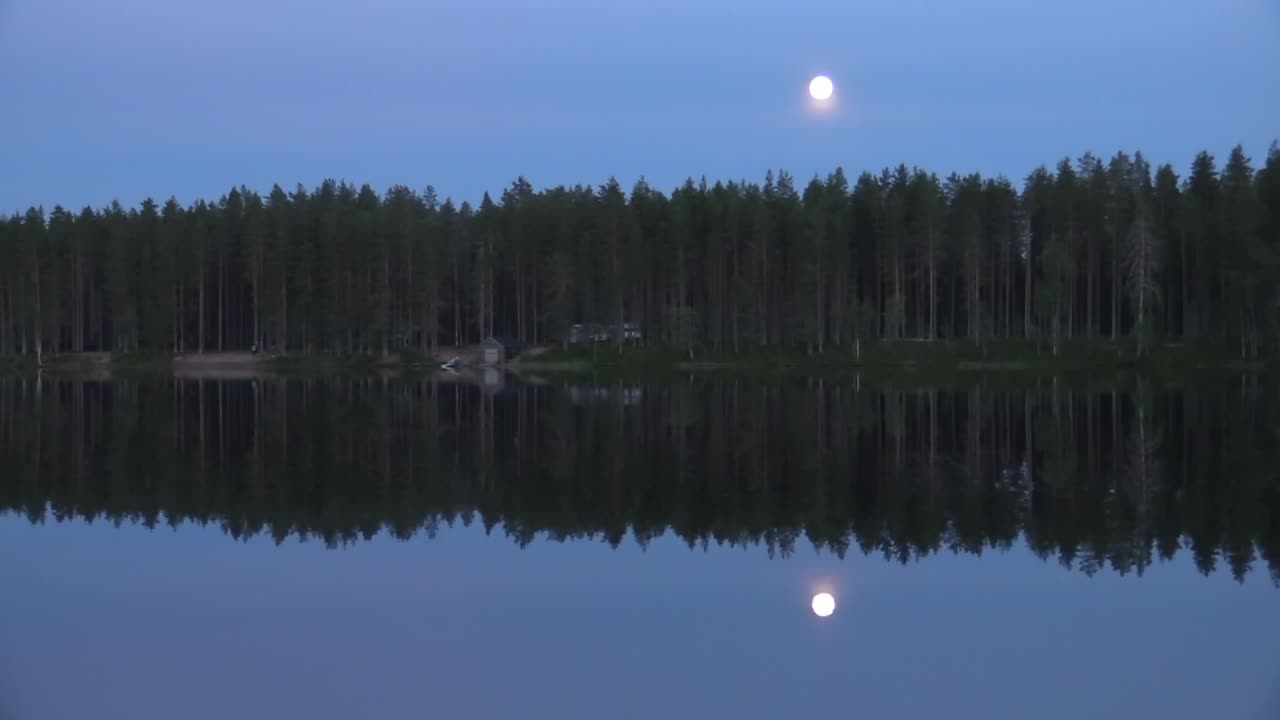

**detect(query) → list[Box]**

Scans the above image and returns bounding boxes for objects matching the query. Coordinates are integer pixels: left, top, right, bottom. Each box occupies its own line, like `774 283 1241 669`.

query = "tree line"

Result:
2 376 1276 584
2 143 1277 357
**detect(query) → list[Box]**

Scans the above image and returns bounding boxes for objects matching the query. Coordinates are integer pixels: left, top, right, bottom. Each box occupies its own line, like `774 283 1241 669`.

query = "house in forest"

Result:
619 322 642 341
480 337 505 366
480 336 524 366
567 322 642 345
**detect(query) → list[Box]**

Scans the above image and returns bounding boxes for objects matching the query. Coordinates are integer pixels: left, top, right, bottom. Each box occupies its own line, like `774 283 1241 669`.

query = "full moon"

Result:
808 75 834 101
811 592 836 617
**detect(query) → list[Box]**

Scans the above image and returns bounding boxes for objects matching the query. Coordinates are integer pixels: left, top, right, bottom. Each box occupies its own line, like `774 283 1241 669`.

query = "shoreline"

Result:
507 338 1280 374
1 338 1276 379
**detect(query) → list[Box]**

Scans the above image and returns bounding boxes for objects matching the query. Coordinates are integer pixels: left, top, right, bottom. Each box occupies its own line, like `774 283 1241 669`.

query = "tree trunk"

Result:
382 251 391 357
815 260 824 352
515 261 524 342
1180 228 1189 336
894 256 903 339
198 257 205 353
1111 254 1119 339
347 269 355 352
217 258 225 352
33 253 42 365
0 285 7 354
452 259 461 346
1087 251 1096 336
174 282 181 352
251 261 259 352
1023 239 1032 338
971 263 980 344
281 279 288 354
928 233 936 340
1067 274 1075 339
1141 278 1152 358
1005 246 1013 338
74 247 83 352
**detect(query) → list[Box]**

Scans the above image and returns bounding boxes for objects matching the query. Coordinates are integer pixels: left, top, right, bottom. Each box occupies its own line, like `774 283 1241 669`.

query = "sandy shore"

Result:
173 352 261 367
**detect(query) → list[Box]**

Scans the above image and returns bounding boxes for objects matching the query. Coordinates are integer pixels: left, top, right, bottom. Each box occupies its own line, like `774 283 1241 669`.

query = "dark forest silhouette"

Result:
2 144 1278 357
2 375 1277 584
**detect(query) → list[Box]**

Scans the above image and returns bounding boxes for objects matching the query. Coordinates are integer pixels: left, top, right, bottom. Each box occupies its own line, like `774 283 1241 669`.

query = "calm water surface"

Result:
1 375 1278 719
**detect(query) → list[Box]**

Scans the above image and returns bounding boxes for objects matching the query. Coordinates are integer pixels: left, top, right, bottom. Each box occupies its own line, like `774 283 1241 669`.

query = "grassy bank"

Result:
0 355 38 372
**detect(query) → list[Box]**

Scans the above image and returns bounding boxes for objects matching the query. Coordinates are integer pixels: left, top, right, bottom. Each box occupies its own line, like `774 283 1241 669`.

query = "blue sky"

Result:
2 0 1278 212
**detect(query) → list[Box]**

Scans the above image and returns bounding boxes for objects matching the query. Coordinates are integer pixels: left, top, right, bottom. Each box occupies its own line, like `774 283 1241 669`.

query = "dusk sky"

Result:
2 0 1278 212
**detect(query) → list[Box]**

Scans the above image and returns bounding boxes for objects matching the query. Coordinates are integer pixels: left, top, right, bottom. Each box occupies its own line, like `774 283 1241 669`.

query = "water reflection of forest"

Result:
2 376 1277 584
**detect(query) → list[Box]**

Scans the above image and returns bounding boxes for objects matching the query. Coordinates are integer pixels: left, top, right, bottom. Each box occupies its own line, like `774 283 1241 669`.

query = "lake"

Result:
1 374 1278 719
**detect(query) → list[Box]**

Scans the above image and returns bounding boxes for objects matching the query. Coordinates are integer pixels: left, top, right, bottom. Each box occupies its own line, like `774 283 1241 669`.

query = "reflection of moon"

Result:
811 592 836 617
808 75 834 101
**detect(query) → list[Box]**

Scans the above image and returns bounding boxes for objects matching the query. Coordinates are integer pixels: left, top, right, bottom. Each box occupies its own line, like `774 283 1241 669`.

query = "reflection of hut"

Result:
482 366 503 392
430 365 511 397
